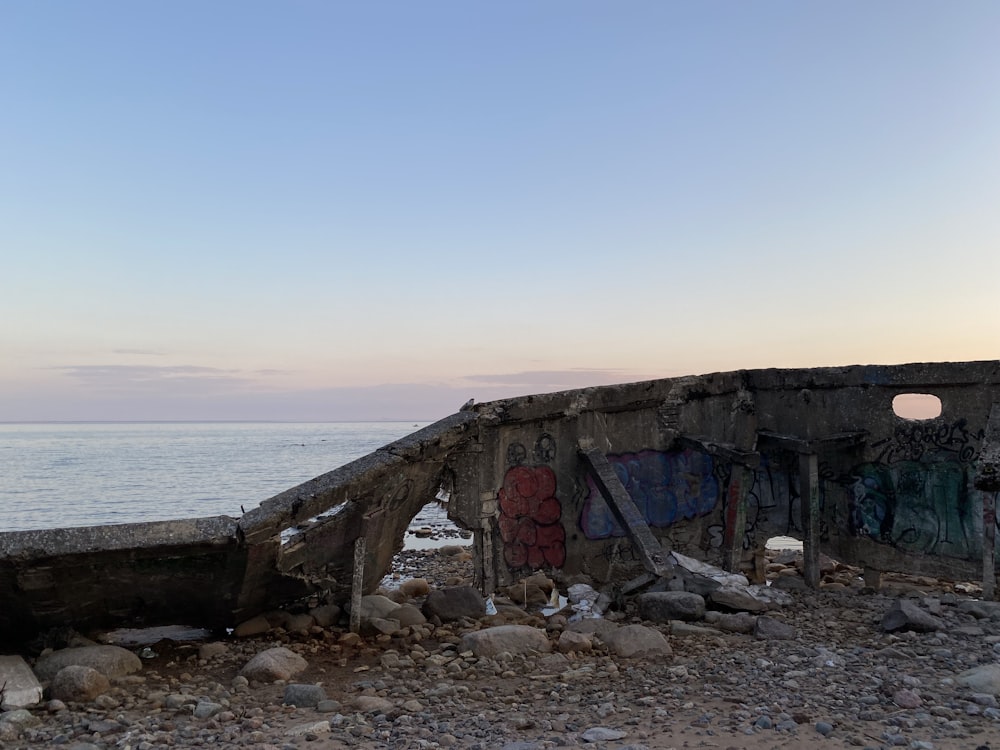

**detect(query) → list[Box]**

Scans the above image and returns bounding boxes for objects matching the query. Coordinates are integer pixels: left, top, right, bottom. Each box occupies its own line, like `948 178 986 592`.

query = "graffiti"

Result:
498 465 566 569
596 540 641 564
872 419 984 465
579 449 719 540
745 456 792 545
707 524 724 549
507 443 527 466
534 434 557 463
848 460 981 558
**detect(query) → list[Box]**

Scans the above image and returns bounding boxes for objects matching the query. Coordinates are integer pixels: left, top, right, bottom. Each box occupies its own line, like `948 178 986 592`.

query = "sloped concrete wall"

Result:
0 413 478 642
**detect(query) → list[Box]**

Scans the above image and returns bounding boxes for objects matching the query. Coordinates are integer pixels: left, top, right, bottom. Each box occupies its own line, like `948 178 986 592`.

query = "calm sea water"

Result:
0 422 430 532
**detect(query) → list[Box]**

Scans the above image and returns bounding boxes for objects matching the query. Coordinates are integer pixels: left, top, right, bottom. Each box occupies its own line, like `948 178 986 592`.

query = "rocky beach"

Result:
4 541 1000 750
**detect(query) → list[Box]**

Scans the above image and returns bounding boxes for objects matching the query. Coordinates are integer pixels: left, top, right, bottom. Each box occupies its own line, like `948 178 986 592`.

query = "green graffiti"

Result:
849 460 979 558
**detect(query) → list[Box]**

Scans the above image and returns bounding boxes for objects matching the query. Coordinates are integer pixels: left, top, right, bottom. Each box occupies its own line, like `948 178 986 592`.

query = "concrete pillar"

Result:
723 466 752 573
799 452 821 589
984 491 997 601
350 536 366 634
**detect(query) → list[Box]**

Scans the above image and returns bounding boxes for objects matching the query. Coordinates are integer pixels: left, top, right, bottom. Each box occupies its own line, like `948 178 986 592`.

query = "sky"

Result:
1 2 998 422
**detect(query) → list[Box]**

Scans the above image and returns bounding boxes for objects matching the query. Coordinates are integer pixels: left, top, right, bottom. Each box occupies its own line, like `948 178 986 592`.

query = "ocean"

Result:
0 421 431 532
0 421 799 551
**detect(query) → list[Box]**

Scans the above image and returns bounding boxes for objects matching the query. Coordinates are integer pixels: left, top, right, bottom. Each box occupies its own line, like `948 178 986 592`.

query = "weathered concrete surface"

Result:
2 361 999 643
0 412 478 642
450 360 1000 592
0 517 243 643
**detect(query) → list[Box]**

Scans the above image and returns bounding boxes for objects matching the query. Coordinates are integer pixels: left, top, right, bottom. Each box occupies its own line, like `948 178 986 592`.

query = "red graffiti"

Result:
498 465 565 569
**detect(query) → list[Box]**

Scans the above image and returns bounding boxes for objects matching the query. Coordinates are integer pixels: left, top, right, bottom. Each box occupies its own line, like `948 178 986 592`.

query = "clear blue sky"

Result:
2 1 998 421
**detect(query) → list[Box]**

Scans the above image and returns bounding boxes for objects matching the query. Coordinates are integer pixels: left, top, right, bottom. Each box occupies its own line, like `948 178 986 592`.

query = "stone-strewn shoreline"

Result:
4 547 1000 750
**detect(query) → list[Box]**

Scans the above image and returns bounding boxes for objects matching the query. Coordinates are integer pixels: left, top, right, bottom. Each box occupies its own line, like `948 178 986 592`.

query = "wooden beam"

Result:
579 447 673 578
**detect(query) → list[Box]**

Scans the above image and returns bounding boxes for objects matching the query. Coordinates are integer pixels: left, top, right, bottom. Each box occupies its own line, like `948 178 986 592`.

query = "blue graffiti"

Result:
580 449 719 540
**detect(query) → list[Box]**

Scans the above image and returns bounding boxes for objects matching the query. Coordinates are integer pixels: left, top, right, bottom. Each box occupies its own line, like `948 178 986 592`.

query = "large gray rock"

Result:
234 614 272 637
881 599 944 632
358 594 401 621
460 625 552 657
566 618 620 640
956 664 1000 695
708 587 769 613
715 612 757 634
50 665 111 702
957 600 1000 619
754 616 796 640
309 604 342 627
637 591 705 622
602 624 672 659
557 630 594 653
390 603 427 627
193 701 223 719
284 683 327 708
399 578 431 598
0 655 43 709
33 645 142 682
422 586 485 622
363 617 402 636
353 695 394 713
240 646 308 682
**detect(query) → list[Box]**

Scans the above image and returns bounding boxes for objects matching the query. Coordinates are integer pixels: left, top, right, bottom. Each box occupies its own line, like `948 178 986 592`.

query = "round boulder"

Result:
357 595 401 621
50 665 110 702
239 646 308 682
399 578 431 598
460 624 551 657
422 586 485 622
637 591 706 622
602 624 672 659
33 645 141 682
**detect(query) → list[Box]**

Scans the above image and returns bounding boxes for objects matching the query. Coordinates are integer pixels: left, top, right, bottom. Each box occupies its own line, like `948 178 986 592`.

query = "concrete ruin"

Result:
2 361 999 643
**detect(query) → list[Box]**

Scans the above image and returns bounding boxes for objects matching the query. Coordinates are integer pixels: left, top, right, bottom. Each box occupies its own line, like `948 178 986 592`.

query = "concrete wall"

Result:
1 361 998 642
448 361 1000 589
0 413 477 642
